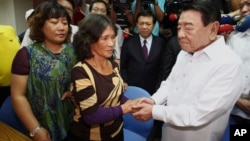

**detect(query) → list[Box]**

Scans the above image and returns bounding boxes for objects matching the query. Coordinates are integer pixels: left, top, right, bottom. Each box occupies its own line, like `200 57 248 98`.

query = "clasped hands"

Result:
123 97 154 122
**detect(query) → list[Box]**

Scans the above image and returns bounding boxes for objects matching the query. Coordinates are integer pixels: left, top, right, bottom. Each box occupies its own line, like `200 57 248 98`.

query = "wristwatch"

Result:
30 125 41 137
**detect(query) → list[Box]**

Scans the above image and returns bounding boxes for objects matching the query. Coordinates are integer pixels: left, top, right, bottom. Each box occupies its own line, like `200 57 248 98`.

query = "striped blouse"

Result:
70 60 127 140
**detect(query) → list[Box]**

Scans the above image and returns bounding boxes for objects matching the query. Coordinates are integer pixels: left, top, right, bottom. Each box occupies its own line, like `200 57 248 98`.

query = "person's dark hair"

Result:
29 1 72 43
135 10 156 24
181 1 221 26
73 13 117 61
76 0 82 7
89 0 109 15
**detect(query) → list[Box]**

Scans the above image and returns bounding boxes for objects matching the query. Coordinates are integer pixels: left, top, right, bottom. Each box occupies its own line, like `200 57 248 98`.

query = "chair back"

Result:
221 115 236 141
0 96 26 134
123 86 154 138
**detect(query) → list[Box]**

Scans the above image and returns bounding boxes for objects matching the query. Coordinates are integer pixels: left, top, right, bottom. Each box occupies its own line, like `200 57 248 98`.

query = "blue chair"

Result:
221 115 236 141
0 96 26 134
123 86 154 141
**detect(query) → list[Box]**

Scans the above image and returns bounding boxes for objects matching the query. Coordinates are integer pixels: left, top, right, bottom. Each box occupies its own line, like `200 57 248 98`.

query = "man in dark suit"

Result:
120 10 166 95
160 36 181 82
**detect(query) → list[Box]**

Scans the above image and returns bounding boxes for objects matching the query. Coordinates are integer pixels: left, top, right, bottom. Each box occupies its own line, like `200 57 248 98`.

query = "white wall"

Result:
0 0 33 35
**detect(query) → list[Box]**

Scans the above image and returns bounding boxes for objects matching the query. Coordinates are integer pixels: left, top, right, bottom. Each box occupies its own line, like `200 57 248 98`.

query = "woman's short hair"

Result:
29 1 72 43
73 13 117 61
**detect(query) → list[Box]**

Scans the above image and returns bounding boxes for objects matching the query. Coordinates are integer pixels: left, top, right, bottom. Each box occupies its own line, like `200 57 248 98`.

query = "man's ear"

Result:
209 21 220 41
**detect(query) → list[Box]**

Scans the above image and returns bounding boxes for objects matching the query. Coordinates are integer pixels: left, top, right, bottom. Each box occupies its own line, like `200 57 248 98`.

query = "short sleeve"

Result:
11 47 30 75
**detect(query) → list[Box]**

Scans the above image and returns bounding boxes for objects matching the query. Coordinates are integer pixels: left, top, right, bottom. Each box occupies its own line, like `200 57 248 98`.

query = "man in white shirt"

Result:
227 0 250 124
132 1 243 141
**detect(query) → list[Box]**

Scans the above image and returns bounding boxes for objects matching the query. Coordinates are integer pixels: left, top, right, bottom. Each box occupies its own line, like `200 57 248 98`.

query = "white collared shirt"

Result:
139 35 153 55
227 29 250 120
151 36 243 141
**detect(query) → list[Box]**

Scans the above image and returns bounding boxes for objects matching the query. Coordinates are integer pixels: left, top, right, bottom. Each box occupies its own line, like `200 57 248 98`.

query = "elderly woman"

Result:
89 0 124 62
11 2 76 141
68 14 137 141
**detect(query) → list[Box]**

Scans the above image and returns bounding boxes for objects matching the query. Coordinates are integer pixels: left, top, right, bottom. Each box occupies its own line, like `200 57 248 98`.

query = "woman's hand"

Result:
61 91 73 100
121 99 139 114
32 127 51 141
123 83 128 91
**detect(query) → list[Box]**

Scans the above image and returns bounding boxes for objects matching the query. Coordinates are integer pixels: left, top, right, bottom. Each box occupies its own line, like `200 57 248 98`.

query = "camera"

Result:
111 0 155 7
111 0 131 7
141 0 155 4
165 0 195 14
165 0 182 14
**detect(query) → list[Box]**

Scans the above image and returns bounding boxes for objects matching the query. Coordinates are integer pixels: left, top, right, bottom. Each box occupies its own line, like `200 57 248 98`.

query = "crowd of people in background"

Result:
0 0 250 141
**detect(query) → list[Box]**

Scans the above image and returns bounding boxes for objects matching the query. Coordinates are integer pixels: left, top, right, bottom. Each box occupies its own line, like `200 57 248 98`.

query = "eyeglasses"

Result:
91 7 107 14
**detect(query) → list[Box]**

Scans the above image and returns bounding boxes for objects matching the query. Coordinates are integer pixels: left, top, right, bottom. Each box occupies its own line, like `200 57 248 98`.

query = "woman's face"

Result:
91 25 116 58
42 17 69 44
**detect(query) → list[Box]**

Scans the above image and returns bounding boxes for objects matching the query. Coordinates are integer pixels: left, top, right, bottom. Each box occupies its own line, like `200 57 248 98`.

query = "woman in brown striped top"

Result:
68 13 138 141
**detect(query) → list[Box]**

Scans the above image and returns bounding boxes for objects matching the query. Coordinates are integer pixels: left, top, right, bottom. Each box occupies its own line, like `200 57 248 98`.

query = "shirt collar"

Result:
184 36 226 59
139 35 153 45
201 35 226 59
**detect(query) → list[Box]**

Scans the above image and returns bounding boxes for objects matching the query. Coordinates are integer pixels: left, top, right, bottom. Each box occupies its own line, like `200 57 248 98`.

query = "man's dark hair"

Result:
181 1 221 26
135 10 156 24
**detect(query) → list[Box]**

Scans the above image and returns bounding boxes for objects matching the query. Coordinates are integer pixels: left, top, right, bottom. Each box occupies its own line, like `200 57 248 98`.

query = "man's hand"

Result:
131 97 155 121
132 102 153 121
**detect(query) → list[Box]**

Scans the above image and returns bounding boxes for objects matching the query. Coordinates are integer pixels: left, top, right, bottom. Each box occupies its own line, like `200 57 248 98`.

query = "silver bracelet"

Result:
30 125 42 137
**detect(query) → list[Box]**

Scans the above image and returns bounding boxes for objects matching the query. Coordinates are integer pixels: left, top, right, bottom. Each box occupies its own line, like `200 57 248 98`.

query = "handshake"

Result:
122 97 155 121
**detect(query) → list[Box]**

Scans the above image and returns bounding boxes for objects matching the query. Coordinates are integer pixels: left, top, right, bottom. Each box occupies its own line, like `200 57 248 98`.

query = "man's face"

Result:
177 10 215 54
136 16 154 39
239 0 250 17
91 2 107 15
